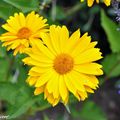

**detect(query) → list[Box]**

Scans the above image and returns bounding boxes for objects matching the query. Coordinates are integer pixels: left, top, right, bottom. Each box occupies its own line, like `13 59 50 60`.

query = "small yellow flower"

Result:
0 11 48 55
80 0 111 7
23 25 103 106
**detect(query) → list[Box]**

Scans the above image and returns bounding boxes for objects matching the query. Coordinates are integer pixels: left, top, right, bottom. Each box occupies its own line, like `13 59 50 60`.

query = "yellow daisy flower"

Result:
80 0 111 7
23 25 103 106
0 11 48 55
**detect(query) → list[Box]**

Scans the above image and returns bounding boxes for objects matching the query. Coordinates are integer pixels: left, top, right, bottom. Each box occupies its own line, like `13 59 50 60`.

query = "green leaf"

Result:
80 101 107 120
101 10 120 53
8 93 50 119
0 1 19 20
6 84 33 119
0 58 10 81
0 0 39 20
102 53 120 78
8 98 35 119
0 82 18 104
3 0 39 13
0 81 33 119
0 45 7 58
0 81 49 119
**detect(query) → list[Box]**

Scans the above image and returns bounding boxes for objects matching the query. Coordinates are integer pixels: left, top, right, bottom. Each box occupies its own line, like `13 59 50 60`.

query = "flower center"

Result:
17 27 31 39
54 53 74 75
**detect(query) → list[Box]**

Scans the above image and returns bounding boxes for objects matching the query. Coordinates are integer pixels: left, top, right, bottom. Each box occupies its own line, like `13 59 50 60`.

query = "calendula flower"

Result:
0 11 48 55
80 0 111 7
23 25 103 106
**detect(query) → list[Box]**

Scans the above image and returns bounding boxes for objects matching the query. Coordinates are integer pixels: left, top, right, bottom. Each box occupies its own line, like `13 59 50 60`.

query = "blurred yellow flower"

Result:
23 25 103 106
0 11 48 55
80 0 111 7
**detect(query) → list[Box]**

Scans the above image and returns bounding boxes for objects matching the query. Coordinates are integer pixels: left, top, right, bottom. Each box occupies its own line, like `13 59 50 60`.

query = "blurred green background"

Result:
0 0 120 120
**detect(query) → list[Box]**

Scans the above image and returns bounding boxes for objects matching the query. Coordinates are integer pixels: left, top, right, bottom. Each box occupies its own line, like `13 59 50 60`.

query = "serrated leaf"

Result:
102 53 120 78
101 10 120 53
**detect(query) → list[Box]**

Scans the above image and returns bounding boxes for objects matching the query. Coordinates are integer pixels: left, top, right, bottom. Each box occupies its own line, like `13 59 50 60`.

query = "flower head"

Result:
80 0 111 7
23 25 103 106
0 11 48 55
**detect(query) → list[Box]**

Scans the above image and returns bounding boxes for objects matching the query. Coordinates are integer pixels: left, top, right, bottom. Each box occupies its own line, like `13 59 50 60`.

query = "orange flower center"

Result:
17 27 31 39
54 54 74 75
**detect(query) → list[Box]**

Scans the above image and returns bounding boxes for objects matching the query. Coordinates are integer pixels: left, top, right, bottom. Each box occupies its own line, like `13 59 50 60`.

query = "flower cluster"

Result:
0 11 103 106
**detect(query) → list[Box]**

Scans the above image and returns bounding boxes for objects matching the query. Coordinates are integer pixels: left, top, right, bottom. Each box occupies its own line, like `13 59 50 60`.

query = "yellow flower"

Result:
80 0 111 7
23 25 103 106
0 11 48 55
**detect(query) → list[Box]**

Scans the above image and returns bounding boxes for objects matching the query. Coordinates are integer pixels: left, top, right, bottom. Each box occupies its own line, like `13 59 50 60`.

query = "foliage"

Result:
101 10 120 53
79 101 107 120
102 53 120 78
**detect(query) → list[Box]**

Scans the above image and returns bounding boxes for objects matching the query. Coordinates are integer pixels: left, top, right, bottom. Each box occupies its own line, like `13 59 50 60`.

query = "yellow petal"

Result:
49 25 61 54
87 0 95 7
52 74 59 98
27 76 38 86
34 86 44 95
35 69 54 87
65 29 80 53
86 75 99 85
69 71 86 92
46 71 59 95
40 33 57 55
104 0 111 6
59 76 68 102
71 33 91 57
46 93 54 105
88 41 98 49
52 97 60 106
26 11 35 28
19 12 26 27
77 91 88 101
75 48 102 64
74 72 97 89
33 40 54 59
59 26 69 52
74 63 103 75
29 67 51 74
84 86 94 93
7 17 20 31
23 57 52 67
2 24 17 34
64 74 80 100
